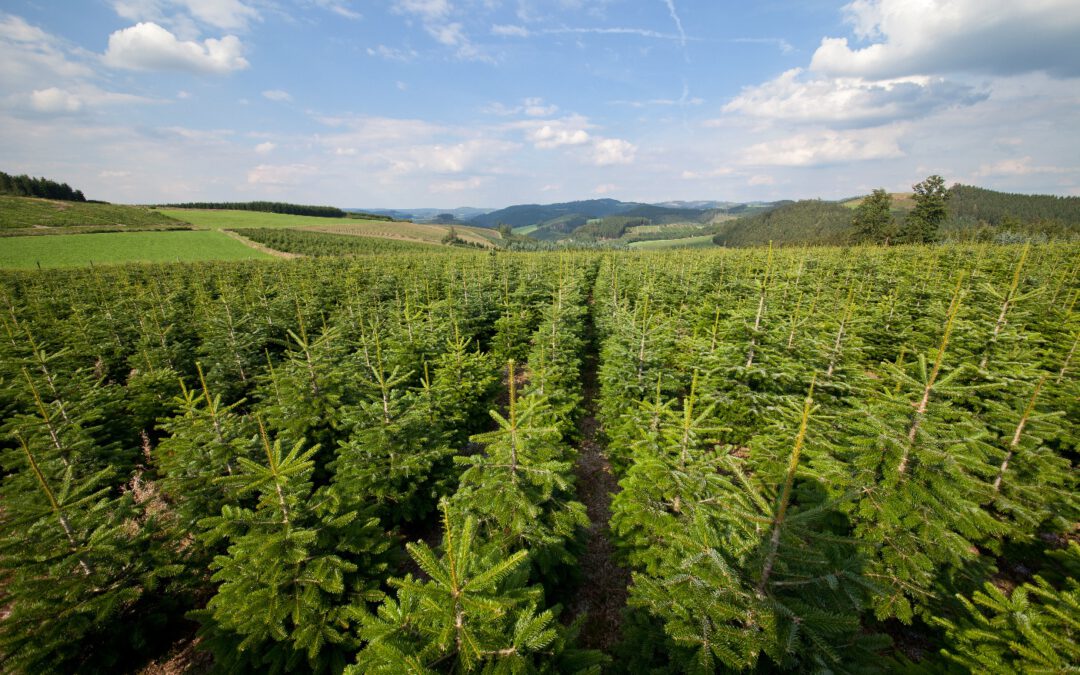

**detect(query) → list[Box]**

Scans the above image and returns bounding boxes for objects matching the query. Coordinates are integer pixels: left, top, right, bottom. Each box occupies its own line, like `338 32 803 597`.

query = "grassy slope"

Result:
629 235 716 250
0 231 271 269
842 193 916 210
0 196 186 229
163 209 499 247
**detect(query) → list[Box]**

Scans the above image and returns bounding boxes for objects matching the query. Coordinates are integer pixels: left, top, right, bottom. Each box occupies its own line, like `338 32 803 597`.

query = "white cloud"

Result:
99 170 131 178
529 123 590 149
111 0 258 32
176 90 191 99
974 156 1074 177
262 89 292 102
722 67 986 127
741 127 905 167
811 0 1080 79
394 0 451 20
682 167 733 179
104 22 249 74
30 87 82 113
254 141 276 154
748 174 775 186
13 85 159 115
311 0 361 20
523 97 558 117
367 45 418 62
592 138 636 166
0 14 94 87
492 24 529 37
593 183 618 195
247 163 318 186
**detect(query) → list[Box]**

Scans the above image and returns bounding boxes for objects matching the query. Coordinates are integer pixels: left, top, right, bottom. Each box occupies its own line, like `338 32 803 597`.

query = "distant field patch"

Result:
302 221 495 247
0 231 272 268
160 209 364 229
512 224 540 236
629 235 717 250
842 193 916 210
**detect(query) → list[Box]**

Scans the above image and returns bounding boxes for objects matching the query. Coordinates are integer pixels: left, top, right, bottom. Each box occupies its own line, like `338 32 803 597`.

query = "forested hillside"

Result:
949 184 1080 227
709 199 854 246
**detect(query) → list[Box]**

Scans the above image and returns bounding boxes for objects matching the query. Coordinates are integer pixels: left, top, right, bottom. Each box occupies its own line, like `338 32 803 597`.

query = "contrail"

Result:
662 0 687 48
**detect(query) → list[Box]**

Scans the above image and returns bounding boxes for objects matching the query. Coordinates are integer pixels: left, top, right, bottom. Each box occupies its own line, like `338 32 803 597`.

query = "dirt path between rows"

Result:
568 297 630 652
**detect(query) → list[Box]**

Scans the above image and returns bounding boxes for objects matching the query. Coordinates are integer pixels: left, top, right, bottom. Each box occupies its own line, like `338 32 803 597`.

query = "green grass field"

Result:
0 196 186 230
160 209 365 229
628 234 717 250
512 224 540 236
0 231 272 269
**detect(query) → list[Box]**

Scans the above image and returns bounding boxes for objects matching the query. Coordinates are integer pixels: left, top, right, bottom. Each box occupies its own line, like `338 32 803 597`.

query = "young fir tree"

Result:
839 282 1006 622
193 421 389 674
933 542 1080 673
452 362 589 579
154 364 257 543
333 348 453 525
0 432 179 673
624 381 884 672
979 376 1077 546
353 501 604 674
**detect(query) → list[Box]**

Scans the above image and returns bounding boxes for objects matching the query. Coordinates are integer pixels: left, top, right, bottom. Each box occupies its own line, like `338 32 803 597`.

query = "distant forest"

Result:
159 201 348 218
948 184 1080 226
0 171 86 202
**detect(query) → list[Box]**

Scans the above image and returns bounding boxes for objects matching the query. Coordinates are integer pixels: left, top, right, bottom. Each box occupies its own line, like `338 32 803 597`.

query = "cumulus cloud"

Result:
810 0 1080 79
722 67 986 127
741 127 905 167
104 22 249 73
254 141 276 154
262 89 292 102
591 138 636 166
529 122 590 149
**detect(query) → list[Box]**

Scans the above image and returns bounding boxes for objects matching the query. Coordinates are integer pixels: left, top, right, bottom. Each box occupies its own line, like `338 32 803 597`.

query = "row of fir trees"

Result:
593 242 1078 672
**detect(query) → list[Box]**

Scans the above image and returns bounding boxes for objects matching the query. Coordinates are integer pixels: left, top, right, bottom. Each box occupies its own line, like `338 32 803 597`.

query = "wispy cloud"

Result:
661 0 688 56
262 89 292 102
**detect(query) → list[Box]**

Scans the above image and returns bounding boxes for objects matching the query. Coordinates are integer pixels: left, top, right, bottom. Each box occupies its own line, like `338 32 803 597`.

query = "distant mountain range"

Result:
350 185 1080 248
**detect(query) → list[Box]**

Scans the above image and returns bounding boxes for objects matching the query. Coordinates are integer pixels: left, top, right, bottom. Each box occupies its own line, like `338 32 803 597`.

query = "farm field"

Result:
301 220 497 247
0 230 271 268
0 243 1077 674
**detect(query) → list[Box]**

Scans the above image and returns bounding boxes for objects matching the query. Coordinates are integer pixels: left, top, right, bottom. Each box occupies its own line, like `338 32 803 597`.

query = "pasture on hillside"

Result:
0 230 271 268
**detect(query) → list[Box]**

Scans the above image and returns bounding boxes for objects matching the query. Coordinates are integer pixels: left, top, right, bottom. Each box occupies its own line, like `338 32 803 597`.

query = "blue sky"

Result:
1 1 1078 208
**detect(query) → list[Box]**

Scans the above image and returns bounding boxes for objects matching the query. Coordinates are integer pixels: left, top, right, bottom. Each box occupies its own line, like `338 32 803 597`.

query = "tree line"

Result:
0 171 86 202
158 201 348 218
